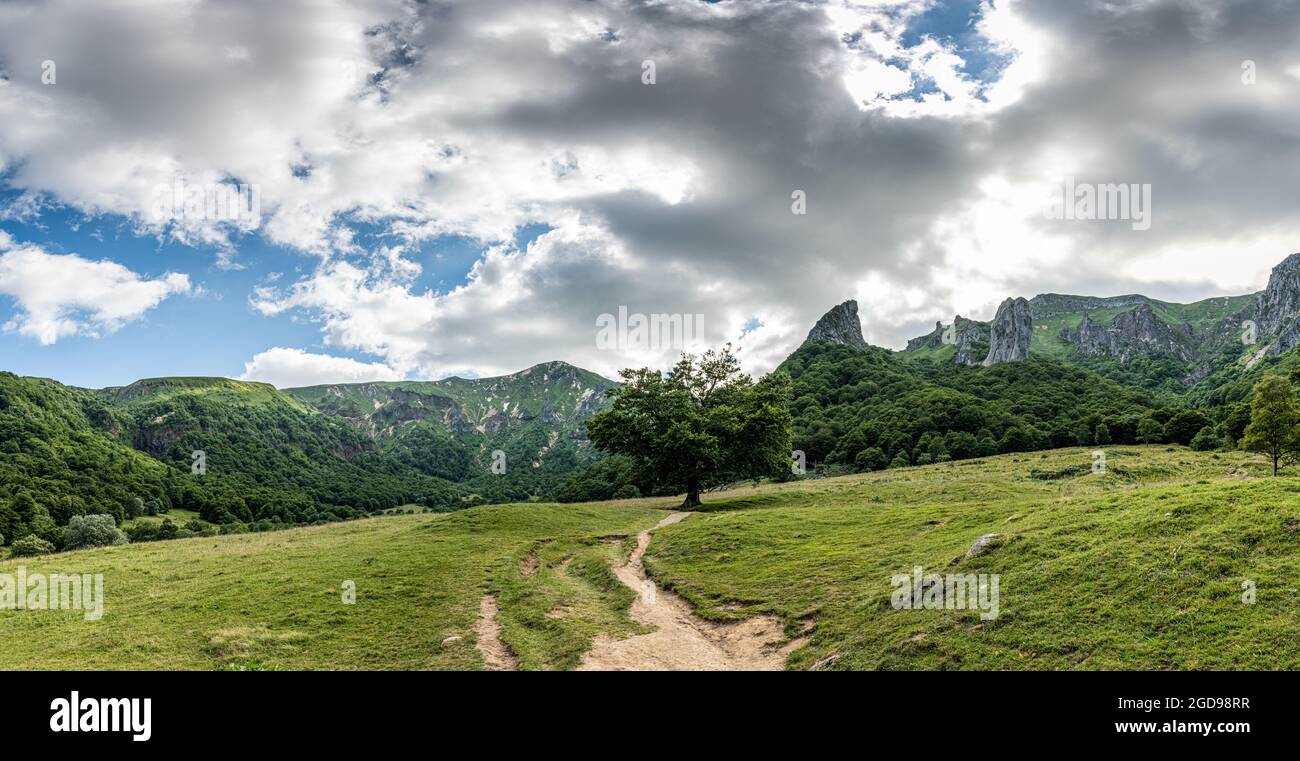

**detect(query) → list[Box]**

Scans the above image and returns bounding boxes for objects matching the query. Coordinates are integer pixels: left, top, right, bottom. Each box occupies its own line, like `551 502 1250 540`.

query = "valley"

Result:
2 445 1294 670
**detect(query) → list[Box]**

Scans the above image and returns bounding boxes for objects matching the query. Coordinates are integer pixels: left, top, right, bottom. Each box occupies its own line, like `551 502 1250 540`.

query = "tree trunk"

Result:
1274 452 1280 477
681 479 701 509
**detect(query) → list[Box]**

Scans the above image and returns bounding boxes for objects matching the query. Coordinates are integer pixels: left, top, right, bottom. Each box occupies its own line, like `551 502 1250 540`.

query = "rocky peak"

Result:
1059 303 1194 362
805 300 868 350
1257 253 1300 356
982 297 1033 366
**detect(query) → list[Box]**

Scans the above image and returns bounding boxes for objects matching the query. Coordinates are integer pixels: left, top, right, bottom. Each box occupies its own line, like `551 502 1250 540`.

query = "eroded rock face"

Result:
904 316 988 366
1060 303 1194 362
951 317 988 366
805 300 869 350
1257 253 1300 356
982 297 1033 366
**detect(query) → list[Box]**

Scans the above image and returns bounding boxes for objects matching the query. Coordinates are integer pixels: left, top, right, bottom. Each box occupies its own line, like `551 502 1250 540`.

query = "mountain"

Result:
803 300 869 350
893 254 1300 396
982 297 1033 366
284 361 617 501
0 361 617 547
905 315 988 366
784 252 1300 471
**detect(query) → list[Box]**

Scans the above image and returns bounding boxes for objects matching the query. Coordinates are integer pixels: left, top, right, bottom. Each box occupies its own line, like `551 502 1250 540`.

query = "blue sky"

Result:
0 1 1002 389
2 0 1294 389
0 191 551 387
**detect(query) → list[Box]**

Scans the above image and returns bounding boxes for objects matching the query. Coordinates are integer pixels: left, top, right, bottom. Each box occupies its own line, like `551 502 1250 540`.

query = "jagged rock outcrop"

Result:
905 316 988 366
1256 253 1300 356
804 300 868 350
952 318 986 366
1059 303 1194 362
982 298 1033 366
888 252 1300 381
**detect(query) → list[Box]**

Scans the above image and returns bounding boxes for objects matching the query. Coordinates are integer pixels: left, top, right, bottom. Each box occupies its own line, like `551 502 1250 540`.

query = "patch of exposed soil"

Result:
473 594 519 671
577 512 806 671
518 539 553 577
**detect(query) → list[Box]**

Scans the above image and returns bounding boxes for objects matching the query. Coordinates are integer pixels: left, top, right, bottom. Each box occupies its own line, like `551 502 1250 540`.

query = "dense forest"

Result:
0 373 463 550
554 337 1289 500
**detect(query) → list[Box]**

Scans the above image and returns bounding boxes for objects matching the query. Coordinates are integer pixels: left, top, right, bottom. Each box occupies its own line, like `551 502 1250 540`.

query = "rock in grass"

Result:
966 533 1005 558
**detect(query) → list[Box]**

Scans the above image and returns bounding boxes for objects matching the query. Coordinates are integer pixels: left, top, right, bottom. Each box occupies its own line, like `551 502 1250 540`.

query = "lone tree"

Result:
1241 375 1300 476
586 345 792 508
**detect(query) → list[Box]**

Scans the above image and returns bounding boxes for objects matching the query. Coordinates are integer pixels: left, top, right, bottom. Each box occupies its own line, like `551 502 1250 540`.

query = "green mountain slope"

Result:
781 341 1160 468
100 376 464 521
0 372 176 532
285 361 617 502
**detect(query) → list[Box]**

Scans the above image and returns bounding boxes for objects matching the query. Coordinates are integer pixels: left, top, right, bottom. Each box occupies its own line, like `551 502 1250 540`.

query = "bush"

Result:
1164 410 1212 446
854 447 888 472
10 534 56 557
62 514 129 551
613 484 641 499
1189 426 1222 452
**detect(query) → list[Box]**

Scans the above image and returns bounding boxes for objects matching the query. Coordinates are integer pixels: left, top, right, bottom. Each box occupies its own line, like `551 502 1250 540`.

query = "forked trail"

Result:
577 512 803 671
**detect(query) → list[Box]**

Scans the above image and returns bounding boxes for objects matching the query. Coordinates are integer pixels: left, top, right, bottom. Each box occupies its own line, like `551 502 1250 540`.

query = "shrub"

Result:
1189 426 1222 452
613 484 641 499
10 535 56 557
62 514 129 551
853 447 888 472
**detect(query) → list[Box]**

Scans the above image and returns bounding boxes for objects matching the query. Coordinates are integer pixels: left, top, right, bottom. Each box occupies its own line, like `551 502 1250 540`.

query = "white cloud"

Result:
238 347 403 388
0 231 190 344
5 0 1300 375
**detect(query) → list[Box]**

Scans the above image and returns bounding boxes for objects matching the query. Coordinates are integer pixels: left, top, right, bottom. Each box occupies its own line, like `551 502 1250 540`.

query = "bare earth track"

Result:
473 594 519 671
577 512 804 671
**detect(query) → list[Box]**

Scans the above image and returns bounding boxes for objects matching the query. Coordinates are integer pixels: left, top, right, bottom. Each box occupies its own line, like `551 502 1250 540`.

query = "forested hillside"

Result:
0 363 618 550
0 373 464 548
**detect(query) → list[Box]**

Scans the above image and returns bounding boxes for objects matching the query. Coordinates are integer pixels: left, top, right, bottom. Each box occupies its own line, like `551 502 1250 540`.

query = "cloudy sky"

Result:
1 0 1299 388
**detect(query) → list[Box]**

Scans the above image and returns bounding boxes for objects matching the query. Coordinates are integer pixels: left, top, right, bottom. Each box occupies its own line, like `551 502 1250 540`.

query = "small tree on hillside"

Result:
586 345 792 508
1241 375 1300 476
1136 416 1163 444
62 514 128 551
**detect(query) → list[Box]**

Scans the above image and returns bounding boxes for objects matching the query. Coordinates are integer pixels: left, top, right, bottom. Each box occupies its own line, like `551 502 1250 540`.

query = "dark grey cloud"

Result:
4 0 1300 383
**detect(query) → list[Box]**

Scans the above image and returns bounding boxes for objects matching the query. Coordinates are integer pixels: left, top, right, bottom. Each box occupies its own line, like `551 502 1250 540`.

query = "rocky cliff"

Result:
1257 253 1300 357
905 316 988 366
1059 303 1196 362
982 297 1033 366
804 300 869 350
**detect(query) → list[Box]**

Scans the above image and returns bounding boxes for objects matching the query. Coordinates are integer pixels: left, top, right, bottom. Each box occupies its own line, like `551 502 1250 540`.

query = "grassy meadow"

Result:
647 446 1299 669
0 502 665 670
3 444 1298 670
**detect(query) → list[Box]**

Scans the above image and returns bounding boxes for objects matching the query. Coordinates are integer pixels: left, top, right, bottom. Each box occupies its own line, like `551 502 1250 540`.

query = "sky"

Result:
1 0 1299 389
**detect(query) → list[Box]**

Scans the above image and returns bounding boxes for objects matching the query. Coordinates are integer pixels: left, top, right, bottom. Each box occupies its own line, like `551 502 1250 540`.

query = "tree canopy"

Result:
586 346 792 507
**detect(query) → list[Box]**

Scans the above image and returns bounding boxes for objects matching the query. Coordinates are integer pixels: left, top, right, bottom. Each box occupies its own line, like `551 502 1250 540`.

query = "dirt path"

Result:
577 512 803 671
473 594 519 671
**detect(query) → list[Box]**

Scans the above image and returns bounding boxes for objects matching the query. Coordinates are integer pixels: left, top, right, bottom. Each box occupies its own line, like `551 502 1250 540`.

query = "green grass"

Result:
0 502 665 670
5 444 1298 670
644 446 1300 669
121 508 205 530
